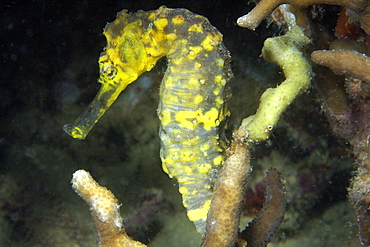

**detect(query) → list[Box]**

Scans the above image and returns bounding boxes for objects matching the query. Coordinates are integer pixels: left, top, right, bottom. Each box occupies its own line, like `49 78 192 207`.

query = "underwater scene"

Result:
2 0 370 246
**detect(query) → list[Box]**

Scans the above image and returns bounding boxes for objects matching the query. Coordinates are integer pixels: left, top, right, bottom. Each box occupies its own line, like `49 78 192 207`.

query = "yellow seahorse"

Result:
63 6 232 234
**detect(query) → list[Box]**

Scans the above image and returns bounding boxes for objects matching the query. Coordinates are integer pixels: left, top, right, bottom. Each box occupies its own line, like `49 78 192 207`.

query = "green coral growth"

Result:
240 25 312 141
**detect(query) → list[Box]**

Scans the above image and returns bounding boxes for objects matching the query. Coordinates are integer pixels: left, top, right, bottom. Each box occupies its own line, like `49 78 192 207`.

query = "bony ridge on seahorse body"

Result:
63 6 233 235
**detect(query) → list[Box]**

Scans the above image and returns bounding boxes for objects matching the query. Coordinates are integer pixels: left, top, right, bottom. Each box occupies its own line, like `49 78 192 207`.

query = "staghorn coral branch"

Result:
239 168 286 247
71 170 146 247
201 132 286 247
201 130 251 247
237 0 370 35
311 49 370 84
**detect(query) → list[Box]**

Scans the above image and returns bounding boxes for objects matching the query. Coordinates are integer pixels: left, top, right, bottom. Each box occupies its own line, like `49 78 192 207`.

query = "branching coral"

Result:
201 130 251 247
72 170 146 247
239 168 285 247
72 135 286 247
237 0 370 35
311 50 370 84
313 47 370 245
201 134 286 247
238 0 370 245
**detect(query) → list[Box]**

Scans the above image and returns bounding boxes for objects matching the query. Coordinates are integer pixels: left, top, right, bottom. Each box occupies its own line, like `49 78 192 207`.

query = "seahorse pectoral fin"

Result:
63 82 125 139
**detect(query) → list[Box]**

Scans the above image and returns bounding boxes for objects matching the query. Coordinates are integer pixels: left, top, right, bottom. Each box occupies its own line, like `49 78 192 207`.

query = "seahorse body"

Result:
63 7 232 234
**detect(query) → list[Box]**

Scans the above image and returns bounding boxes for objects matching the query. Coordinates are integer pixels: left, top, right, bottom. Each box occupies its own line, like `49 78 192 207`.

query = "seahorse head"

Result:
63 9 169 139
99 9 172 88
